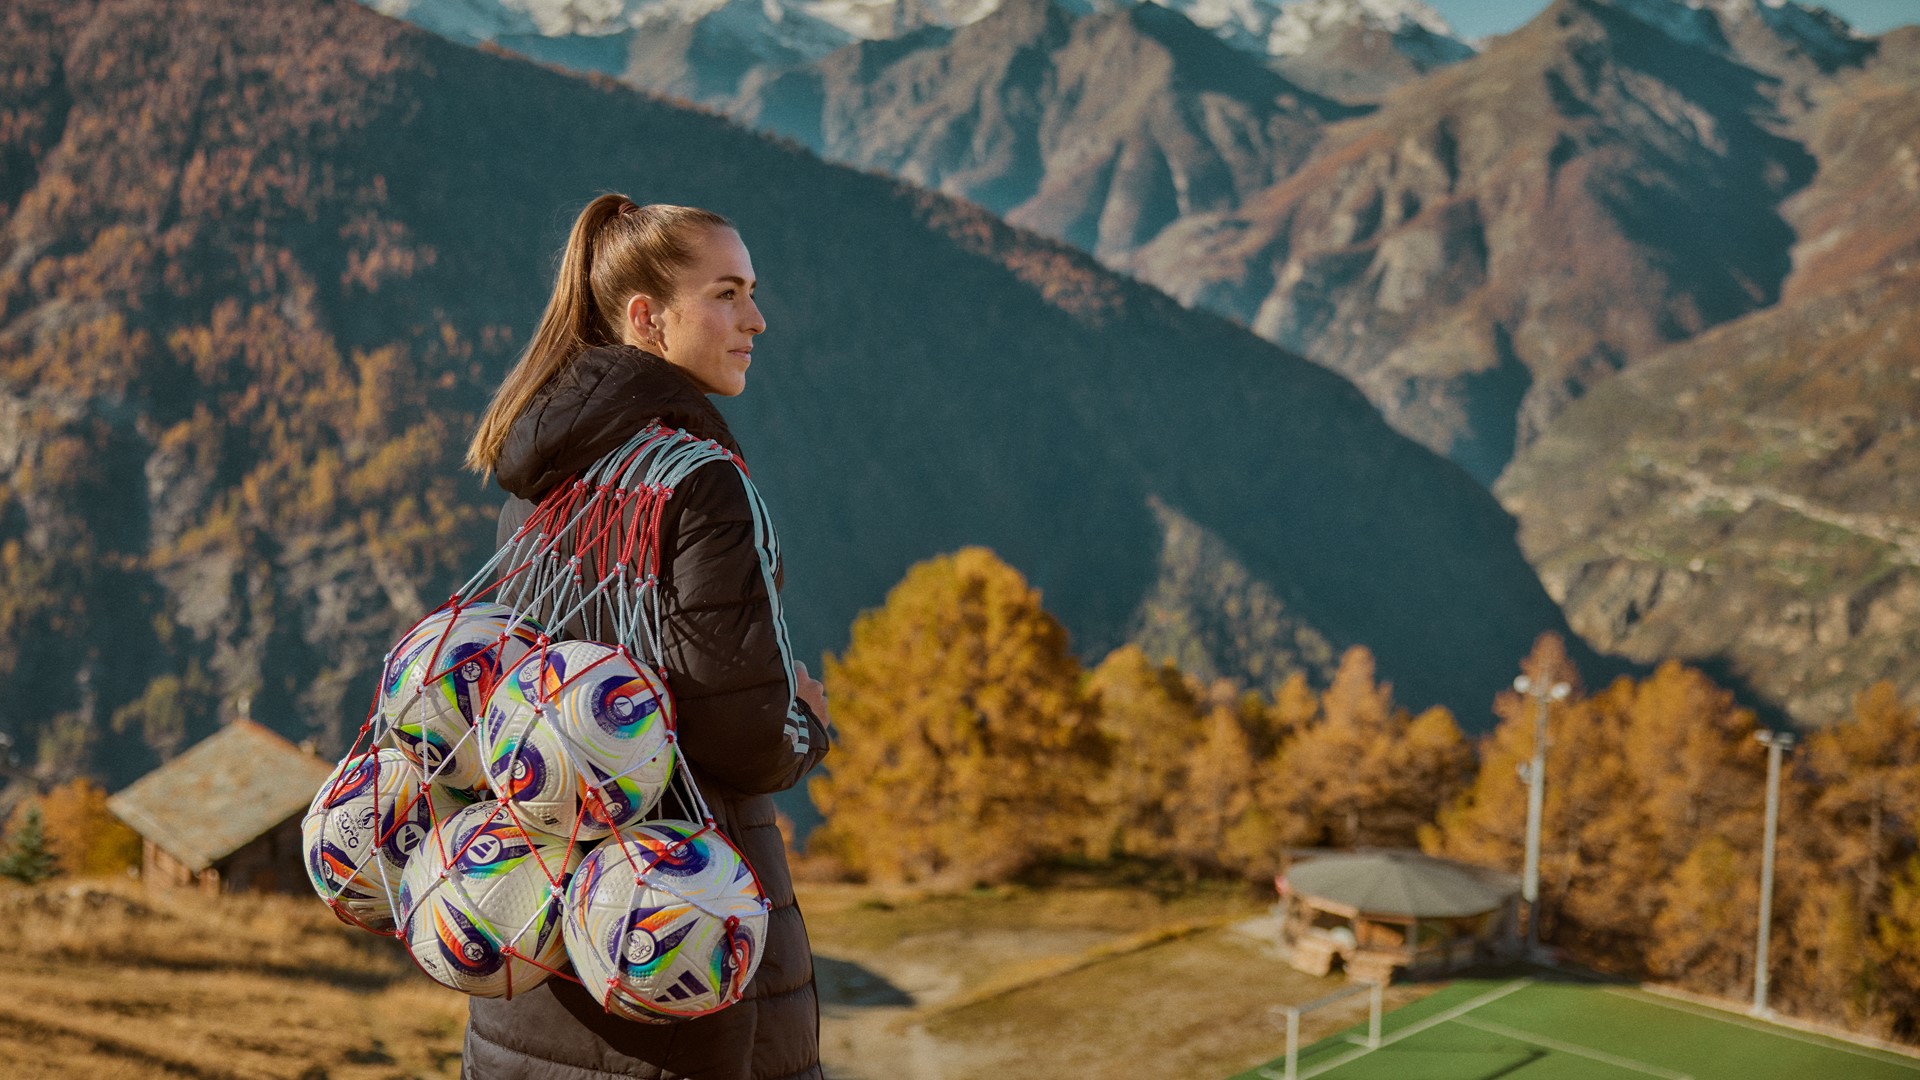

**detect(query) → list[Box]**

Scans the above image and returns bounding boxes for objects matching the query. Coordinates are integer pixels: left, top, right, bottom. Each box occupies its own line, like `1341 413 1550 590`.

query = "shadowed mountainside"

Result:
0 0 1580 784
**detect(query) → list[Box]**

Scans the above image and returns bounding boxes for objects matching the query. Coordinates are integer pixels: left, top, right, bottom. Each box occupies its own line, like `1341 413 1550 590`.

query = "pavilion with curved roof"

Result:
1275 849 1520 983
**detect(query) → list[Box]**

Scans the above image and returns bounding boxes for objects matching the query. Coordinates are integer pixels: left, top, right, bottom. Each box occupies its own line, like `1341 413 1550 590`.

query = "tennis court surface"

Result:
1229 975 1920 1080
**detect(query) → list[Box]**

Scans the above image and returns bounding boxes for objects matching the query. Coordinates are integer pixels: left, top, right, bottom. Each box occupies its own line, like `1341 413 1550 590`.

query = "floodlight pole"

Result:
1515 675 1569 958
1753 729 1796 1016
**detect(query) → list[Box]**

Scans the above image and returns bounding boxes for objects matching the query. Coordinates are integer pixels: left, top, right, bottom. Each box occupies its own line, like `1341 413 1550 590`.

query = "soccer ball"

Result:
302 748 433 933
397 800 581 998
562 820 769 1023
480 641 676 840
380 601 544 793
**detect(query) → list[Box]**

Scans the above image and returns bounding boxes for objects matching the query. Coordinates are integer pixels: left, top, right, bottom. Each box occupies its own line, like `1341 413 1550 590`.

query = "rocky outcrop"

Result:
1499 263 1920 724
1129 497 1337 690
1495 25 1920 725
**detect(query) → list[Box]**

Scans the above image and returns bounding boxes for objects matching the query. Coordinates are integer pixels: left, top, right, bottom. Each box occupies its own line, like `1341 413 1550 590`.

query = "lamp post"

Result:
1753 729 1796 1016
1514 674 1569 957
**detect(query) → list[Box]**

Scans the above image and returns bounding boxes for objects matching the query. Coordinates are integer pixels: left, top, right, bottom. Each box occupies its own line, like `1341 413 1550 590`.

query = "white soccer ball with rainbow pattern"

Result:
302 747 435 933
562 820 770 1023
379 601 544 793
479 640 677 840
397 800 582 998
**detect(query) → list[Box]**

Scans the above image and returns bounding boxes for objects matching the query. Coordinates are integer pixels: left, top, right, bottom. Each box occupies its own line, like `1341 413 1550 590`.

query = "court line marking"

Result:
1600 987 1920 1071
1452 1015 1694 1080
1259 977 1535 1080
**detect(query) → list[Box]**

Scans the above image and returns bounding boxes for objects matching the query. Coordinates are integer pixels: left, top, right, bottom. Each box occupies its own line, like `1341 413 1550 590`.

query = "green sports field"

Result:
1229 975 1920 1080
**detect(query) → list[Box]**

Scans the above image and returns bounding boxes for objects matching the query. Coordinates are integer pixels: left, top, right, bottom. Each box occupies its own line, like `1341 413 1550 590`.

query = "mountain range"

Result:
0 0 1576 786
389 0 1884 477
355 0 1920 727
368 0 1474 73
400 0 1477 267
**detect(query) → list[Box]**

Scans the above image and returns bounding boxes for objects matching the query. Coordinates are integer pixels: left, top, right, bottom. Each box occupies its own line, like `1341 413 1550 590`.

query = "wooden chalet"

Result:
1276 849 1520 983
108 719 333 895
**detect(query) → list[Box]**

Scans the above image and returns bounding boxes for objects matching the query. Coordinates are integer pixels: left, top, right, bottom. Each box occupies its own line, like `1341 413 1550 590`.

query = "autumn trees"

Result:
808 548 1107 884
0 777 140 883
1769 683 1920 1033
1434 642 1766 985
810 548 1471 887
1436 635 1920 1039
812 549 1920 1041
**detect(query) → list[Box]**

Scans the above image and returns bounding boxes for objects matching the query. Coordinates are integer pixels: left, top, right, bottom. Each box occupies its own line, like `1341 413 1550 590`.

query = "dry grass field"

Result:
0 879 466 1079
799 880 1436 1079
0 876 1434 1079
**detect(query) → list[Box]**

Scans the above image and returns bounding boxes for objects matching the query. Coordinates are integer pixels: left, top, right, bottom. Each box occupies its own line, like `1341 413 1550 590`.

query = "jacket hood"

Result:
494 344 741 501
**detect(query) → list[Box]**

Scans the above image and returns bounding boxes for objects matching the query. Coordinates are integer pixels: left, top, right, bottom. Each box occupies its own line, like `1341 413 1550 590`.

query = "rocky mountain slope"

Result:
1127 0 1870 482
337 0 1920 731
1496 25 1920 724
1262 0 1476 101
364 0 1472 244
0 0 1576 785
731 0 1354 261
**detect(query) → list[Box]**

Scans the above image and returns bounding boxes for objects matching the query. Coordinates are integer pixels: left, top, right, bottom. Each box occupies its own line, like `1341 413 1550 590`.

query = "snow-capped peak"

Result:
1607 0 1860 57
367 0 846 40
1265 0 1460 56
1147 0 1470 61
367 0 1480 63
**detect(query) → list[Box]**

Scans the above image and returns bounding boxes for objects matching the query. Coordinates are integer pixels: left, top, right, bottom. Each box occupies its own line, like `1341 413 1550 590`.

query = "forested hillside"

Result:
0 0 1576 785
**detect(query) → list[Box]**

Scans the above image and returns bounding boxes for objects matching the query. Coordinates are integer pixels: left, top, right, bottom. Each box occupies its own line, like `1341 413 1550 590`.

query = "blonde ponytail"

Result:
466 195 733 474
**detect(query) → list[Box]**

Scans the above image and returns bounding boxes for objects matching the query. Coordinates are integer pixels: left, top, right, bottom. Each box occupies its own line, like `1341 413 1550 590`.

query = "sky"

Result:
1427 0 1920 41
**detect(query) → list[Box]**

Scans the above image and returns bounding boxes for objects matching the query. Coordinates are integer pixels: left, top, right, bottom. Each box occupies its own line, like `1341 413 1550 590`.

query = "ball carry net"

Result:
302 424 778 1022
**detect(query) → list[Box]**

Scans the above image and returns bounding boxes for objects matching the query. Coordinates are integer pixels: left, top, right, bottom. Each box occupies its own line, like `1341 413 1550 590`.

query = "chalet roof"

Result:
1281 850 1519 919
107 720 334 874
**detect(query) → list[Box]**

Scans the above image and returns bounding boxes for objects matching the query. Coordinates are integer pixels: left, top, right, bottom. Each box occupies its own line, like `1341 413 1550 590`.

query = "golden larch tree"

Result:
1278 645 1471 850
1167 686 1276 877
1773 682 1920 1033
1084 644 1206 862
35 778 141 876
808 548 1104 885
1433 633 1651 962
1626 662 1765 995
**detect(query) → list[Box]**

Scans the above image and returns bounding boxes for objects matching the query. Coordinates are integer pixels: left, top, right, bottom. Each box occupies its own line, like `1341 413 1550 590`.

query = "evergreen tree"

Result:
0 806 61 884
808 548 1105 885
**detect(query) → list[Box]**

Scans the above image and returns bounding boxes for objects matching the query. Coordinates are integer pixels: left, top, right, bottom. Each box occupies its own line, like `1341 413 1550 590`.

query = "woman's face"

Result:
628 227 764 397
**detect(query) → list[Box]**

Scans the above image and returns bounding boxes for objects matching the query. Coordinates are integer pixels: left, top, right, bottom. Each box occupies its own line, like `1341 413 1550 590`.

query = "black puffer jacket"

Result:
464 345 830 1080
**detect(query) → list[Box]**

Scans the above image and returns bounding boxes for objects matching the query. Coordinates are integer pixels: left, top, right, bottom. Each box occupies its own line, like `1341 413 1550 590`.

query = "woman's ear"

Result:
624 292 663 350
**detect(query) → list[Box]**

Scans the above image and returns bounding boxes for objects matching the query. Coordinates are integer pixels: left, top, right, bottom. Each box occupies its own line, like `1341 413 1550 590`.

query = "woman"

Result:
462 195 832 1080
